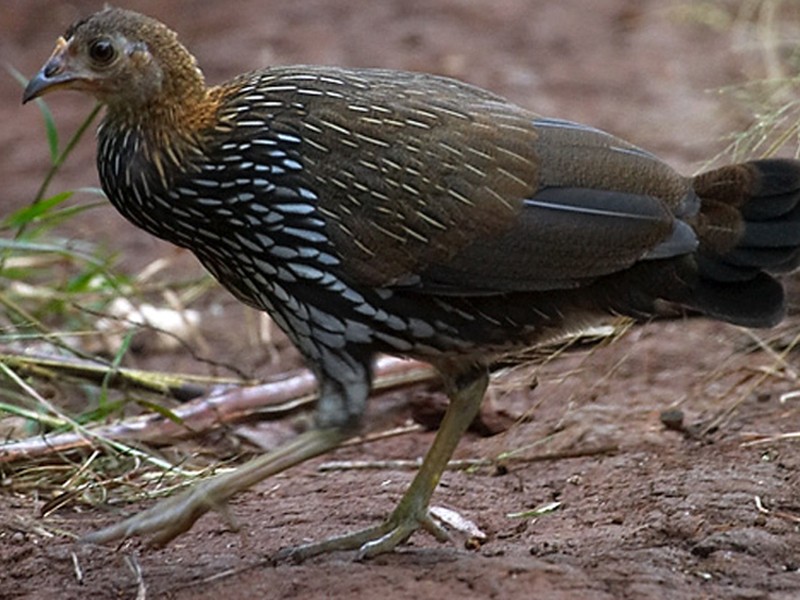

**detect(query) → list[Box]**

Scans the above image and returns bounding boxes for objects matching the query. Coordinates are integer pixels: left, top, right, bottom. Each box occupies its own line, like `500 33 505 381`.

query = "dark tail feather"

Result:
689 158 800 327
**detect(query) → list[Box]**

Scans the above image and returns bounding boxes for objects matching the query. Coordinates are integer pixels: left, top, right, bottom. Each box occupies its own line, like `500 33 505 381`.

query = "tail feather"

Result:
689 158 800 327
724 244 800 271
740 215 800 250
740 158 800 219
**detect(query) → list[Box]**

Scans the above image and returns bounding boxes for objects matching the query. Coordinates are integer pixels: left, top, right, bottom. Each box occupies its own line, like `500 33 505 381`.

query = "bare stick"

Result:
0 356 435 463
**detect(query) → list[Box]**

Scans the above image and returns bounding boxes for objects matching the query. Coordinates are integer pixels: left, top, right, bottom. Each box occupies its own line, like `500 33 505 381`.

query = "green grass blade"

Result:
0 238 106 268
2 191 74 229
39 99 60 163
8 65 60 163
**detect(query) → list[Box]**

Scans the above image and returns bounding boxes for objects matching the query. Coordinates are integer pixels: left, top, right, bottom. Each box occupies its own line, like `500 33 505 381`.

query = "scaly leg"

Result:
282 366 489 561
83 427 349 546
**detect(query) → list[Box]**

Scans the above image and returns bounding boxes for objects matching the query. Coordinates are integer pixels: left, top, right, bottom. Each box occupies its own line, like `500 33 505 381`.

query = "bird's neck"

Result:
101 31 224 154
100 74 225 193
105 81 215 141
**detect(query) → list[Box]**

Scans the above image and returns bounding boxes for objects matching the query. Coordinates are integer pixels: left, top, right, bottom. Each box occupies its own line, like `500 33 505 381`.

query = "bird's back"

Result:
93 64 800 362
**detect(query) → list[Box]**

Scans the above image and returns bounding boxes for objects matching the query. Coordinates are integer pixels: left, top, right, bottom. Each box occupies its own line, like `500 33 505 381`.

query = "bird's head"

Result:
23 7 205 113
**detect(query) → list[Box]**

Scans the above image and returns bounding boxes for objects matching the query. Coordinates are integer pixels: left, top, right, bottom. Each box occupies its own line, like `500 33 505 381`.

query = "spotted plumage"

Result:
24 7 800 559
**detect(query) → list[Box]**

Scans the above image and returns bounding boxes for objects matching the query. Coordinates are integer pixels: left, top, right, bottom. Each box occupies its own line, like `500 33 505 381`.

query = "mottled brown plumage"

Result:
23 7 800 559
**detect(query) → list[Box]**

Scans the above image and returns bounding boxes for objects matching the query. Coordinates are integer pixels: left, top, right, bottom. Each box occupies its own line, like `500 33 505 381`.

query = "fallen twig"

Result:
0 356 435 462
740 431 800 447
0 349 230 401
318 443 618 472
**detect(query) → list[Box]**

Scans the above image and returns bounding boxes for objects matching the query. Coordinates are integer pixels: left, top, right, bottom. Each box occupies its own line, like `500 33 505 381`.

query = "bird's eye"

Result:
88 38 116 65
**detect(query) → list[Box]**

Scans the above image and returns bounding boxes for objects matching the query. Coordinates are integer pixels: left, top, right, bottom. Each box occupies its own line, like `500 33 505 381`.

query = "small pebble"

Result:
660 408 685 432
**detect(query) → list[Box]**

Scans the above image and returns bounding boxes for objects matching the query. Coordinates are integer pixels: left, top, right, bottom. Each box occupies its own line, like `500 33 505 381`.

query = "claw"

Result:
82 478 231 546
82 428 348 547
357 509 450 559
275 504 453 562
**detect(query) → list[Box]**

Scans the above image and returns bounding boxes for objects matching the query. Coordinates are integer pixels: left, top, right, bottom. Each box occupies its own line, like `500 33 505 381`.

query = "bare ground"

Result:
1 1 800 598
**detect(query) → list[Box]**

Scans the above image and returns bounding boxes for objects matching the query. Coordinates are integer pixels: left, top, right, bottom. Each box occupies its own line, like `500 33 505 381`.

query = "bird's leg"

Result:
84 357 371 548
282 365 489 561
82 427 350 546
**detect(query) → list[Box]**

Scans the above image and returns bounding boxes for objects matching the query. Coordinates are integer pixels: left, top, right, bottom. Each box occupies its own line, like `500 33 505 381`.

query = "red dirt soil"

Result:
2 1 800 598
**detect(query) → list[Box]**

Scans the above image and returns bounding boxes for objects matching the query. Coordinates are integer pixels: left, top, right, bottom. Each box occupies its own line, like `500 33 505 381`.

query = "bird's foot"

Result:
82 429 349 548
82 476 235 547
277 504 450 562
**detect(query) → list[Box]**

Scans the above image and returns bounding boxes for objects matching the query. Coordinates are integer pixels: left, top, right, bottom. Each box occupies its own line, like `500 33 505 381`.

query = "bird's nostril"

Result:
43 61 61 78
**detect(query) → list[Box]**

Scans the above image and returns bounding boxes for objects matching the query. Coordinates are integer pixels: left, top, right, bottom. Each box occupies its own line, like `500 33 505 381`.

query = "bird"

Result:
23 7 800 560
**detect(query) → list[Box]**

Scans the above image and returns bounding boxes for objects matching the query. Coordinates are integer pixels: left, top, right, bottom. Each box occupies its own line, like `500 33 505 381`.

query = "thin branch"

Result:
0 356 435 462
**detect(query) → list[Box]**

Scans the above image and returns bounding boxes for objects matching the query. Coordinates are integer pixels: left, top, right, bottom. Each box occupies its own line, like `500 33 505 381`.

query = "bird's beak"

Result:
22 36 77 103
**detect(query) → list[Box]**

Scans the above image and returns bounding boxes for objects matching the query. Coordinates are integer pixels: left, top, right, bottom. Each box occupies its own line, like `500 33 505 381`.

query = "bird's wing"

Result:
397 116 700 294
236 67 698 293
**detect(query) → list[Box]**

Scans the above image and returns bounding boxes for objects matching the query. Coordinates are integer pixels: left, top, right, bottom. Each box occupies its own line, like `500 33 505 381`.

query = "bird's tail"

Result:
687 158 800 327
